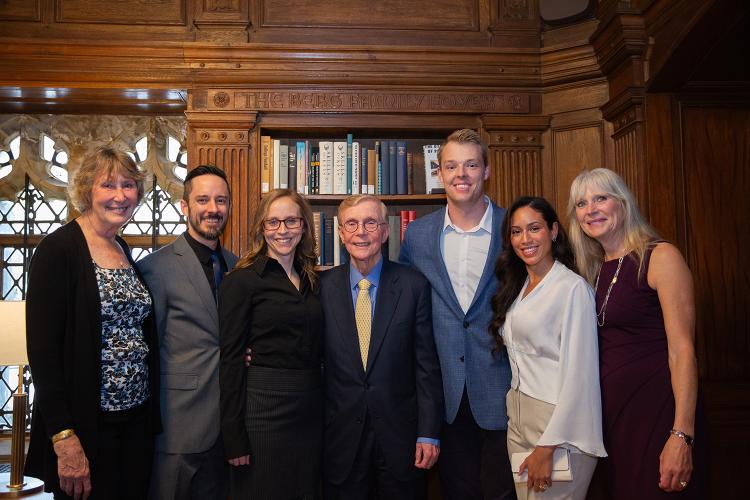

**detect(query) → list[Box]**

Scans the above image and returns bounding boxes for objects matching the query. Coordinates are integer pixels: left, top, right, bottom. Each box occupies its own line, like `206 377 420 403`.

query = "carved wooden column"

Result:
186 89 258 256
591 2 650 213
482 115 550 207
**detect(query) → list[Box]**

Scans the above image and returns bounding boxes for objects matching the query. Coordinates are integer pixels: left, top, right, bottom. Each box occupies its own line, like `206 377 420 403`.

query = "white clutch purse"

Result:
511 448 572 483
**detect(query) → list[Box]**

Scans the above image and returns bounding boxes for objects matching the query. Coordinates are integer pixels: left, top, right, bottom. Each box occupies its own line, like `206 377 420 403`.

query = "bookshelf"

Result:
255 125 456 266
187 88 549 256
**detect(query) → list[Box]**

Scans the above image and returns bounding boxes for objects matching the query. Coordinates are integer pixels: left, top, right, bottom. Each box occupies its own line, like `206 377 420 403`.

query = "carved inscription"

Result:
205 90 530 113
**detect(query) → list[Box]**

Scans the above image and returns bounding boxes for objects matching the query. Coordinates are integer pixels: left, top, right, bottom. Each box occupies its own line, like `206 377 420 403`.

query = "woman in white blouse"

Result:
490 196 606 499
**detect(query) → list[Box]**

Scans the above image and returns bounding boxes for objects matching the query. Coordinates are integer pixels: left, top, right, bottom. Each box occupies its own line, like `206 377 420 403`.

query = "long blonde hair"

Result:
234 189 318 290
567 168 659 284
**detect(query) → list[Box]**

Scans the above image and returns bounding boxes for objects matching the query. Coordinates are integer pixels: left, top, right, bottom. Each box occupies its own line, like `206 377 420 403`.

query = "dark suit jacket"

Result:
320 258 443 484
24 221 160 489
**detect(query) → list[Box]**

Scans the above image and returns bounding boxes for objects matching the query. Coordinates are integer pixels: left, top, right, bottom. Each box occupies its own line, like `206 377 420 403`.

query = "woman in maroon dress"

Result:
567 168 704 498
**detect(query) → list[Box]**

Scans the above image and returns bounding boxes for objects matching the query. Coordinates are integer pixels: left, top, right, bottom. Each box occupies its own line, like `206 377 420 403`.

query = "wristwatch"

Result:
669 428 694 447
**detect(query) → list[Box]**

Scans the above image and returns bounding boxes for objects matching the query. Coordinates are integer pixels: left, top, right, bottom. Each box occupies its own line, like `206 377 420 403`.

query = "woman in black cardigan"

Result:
24 147 160 500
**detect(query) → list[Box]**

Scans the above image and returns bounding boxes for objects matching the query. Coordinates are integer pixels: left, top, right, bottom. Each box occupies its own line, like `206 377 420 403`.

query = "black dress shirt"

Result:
218 255 324 457
184 231 227 297
219 255 323 370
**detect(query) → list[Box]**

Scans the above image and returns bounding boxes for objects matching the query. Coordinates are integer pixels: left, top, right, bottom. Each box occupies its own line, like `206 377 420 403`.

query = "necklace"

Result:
82 214 128 268
594 256 624 327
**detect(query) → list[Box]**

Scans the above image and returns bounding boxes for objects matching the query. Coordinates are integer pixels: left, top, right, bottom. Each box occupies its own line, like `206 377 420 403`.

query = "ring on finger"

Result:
679 480 688 489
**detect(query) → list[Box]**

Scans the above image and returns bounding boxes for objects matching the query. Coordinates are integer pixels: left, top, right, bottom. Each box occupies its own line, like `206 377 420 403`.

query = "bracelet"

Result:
669 428 694 447
51 428 75 444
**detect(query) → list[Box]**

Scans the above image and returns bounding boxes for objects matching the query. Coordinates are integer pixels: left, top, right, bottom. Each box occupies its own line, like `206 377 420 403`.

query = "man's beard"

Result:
189 213 227 241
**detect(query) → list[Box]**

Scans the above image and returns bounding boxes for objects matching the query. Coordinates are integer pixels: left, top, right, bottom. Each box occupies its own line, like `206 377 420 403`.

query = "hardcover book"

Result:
396 141 407 195
367 148 377 194
261 135 272 193
380 141 390 195
319 141 334 195
388 141 397 195
272 139 281 189
313 211 322 265
288 143 297 192
346 134 353 195
423 144 444 194
333 141 347 194
279 142 289 189
352 142 360 195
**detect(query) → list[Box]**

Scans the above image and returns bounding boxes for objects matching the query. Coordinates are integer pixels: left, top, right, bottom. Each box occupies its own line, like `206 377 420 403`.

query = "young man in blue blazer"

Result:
400 129 515 499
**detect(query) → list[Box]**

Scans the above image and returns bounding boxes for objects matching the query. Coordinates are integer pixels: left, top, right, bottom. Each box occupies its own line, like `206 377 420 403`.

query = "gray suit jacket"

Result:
138 234 238 454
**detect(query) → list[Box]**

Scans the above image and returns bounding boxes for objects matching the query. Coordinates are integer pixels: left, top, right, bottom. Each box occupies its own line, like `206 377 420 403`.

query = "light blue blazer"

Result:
399 203 511 430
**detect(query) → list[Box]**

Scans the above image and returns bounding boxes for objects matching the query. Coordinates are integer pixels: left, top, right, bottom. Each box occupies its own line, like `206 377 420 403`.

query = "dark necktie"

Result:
210 252 223 302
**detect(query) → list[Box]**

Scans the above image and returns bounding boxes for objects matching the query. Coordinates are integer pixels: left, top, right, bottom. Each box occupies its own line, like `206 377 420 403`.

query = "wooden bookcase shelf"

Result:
295 194 446 205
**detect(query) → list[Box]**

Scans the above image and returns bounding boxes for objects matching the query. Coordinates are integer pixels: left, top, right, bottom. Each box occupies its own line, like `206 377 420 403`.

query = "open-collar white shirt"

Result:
440 196 493 314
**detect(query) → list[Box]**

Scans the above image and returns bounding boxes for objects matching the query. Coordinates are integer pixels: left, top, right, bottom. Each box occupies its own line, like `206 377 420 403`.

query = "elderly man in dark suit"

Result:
139 165 238 500
320 194 444 500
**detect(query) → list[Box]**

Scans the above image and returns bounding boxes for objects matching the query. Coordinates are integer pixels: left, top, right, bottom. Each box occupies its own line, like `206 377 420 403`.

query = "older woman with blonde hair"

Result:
25 147 160 499
568 167 705 499
219 189 323 499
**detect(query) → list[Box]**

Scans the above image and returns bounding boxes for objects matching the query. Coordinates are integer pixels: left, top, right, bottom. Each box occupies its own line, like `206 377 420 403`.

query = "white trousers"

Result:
506 388 598 500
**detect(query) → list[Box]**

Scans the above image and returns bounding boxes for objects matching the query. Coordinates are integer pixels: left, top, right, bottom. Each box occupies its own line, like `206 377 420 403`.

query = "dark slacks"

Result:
148 437 228 500
53 404 153 500
438 391 516 500
324 415 424 500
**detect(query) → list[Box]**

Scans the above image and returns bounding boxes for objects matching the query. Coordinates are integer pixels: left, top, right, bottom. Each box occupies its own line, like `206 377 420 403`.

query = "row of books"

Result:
261 136 445 196
312 210 418 266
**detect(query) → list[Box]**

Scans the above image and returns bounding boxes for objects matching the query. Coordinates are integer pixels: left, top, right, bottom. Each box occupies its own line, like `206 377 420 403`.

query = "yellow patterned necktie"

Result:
355 278 372 369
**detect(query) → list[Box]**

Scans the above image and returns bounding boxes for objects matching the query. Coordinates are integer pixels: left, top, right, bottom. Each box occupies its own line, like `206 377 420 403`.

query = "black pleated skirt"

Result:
230 364 323 500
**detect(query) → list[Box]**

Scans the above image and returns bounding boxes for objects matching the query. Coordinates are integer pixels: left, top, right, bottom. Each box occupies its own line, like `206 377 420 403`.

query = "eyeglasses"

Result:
263 217 303 230
340 220 386 233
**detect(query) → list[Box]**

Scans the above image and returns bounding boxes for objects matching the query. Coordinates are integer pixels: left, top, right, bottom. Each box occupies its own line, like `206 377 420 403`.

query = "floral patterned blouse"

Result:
94 262 152 411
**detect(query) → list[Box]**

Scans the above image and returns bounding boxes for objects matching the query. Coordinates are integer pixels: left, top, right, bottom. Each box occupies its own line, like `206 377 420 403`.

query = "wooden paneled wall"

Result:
0 0 541 47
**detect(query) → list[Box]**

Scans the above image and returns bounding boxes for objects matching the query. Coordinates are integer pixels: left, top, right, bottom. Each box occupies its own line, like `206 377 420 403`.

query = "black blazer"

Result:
320 259 443 484
23 221 160 488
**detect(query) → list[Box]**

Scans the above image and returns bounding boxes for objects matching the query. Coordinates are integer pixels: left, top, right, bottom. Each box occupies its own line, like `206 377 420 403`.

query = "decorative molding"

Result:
55 0 187 25
0 0 41 22
203 89 532 114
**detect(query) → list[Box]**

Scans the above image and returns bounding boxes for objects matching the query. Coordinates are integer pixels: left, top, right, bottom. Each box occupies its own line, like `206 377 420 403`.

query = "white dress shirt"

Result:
503 260 606 457
440 197 492 313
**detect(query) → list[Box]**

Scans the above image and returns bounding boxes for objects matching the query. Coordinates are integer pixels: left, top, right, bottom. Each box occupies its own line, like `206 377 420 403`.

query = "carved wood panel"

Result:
680 104 750 498
681 105 750 381
549 124 606 217
0 0 41 21
489 147 543 207
259 0 479 31
55 0 187 25
611 105 648 215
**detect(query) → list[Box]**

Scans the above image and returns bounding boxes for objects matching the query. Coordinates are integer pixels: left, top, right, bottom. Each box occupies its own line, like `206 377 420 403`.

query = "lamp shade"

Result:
0 300 27 366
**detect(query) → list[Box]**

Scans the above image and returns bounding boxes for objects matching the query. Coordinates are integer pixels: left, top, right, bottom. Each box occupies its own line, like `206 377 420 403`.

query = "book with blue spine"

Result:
396 141 407 194
380 141 390 194
296 141 306 194
352 141 360 195
388 141 397 194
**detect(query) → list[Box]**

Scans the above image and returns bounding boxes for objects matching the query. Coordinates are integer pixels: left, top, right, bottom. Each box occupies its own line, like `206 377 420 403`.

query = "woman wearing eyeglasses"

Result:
219 189 323 499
